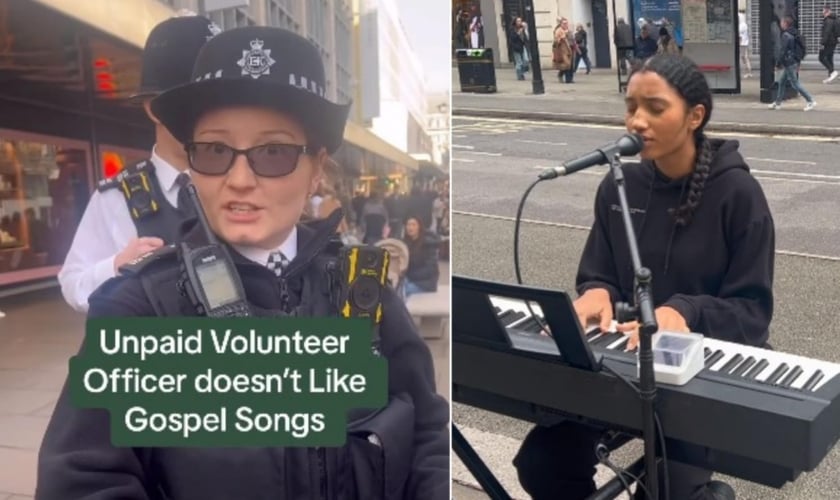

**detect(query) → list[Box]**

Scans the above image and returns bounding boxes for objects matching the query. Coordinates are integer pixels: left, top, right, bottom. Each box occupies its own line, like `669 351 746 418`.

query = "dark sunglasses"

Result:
185 142 314 178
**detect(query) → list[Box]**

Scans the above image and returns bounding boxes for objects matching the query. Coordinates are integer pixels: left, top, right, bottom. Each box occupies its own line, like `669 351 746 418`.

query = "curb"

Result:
454 107 840 138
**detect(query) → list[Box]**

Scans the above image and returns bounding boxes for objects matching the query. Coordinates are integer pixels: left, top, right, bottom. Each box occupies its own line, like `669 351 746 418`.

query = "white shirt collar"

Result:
232 226 298 268
150 145 187 193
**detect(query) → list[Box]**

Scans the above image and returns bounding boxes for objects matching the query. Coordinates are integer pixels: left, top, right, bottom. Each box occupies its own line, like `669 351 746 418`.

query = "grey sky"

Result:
394 0 451 94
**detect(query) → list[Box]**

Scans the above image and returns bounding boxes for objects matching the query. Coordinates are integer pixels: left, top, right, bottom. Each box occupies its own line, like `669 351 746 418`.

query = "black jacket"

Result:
576 139 775 347
36 213 450 500
509 27 526 53
614 22 634 49
634 36 657 59
404 233 440 292
777 27 801 67
822 13 839 46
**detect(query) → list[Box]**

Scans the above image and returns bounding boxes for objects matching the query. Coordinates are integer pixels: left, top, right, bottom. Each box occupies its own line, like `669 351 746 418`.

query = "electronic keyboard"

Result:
453 283 840 490
492 296 840 393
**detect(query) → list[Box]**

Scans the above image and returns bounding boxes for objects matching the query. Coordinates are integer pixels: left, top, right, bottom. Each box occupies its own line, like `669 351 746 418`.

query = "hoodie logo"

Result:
610 204 646 215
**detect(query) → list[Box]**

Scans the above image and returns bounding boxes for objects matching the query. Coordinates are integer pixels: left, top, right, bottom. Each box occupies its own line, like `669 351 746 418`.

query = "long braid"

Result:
630 54 714 227
672 135 712 226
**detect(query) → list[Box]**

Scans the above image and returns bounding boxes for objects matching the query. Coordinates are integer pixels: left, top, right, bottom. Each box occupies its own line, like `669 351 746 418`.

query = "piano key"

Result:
705 350 725 368
745 359 769 380
586 329 603 340
606 334 630 351
731 356 756 377
764 363 789 385
704 338 840 392
719 354 744 374
592 332 623 347
779 366 803 388
802 370 825 392
488 295 840 393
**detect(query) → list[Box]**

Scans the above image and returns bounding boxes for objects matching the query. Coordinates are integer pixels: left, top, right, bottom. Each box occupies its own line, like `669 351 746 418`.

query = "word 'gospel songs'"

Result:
124 406 325 439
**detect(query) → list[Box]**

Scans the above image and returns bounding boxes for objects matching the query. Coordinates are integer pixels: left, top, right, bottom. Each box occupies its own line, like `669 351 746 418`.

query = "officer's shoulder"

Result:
96 159 153 192
118 244 179 276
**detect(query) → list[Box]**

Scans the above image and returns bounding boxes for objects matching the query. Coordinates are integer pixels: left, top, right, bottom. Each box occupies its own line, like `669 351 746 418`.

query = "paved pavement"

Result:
453 65 840 136
0 261 450 499
450 117 840 499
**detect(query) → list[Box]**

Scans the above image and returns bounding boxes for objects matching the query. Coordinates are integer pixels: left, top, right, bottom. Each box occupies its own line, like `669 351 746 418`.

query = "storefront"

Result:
0 0 154 292
336 121 418 197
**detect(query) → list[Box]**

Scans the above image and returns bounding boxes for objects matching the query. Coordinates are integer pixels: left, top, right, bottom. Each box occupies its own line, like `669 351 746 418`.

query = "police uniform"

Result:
37 212 450 500
58 150 192 311
57 15 221 313
37 26 450 500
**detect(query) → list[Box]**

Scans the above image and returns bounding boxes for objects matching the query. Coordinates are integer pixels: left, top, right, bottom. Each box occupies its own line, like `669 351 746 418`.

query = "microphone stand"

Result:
609 152 660 499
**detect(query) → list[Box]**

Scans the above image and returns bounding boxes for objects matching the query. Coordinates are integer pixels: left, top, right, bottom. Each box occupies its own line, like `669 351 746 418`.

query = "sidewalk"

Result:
0 267 450 498
453 65 840 136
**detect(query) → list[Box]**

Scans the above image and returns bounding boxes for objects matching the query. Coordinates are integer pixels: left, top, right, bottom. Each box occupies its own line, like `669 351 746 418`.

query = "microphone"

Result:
538 133 644 180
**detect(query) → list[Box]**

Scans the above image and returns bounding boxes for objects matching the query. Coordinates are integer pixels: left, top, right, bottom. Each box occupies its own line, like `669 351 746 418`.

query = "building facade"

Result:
465 0 833 71
360 0 436 167
747 0 840 58
465 0 629 72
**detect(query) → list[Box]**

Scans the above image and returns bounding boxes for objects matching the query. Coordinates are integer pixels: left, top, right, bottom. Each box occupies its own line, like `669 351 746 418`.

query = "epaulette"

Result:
119 244 178 276
97 159 154 192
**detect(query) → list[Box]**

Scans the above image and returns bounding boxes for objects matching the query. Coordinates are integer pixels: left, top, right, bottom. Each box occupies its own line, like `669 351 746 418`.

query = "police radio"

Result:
332 245 390 355
178 183 252 317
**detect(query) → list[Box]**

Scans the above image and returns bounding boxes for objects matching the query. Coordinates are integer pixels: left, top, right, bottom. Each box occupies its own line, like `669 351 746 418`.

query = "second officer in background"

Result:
57 13 221 312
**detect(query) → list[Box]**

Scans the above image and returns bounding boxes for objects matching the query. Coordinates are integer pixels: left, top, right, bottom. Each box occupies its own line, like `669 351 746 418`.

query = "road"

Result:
450 116 840 499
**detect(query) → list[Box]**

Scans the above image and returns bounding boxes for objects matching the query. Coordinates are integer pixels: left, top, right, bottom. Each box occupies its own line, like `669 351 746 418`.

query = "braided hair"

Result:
629 54 713 226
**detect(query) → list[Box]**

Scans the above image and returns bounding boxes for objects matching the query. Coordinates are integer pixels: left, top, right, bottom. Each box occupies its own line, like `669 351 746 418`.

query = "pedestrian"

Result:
553 17 575 83
36 25 449 500
614 18 635 75
575 23 592 74
513 53 775 500
656 25 679 54
820 4 839 83
769 15 816 111
739 9 754 78
509 17 530 80
57 13 221 312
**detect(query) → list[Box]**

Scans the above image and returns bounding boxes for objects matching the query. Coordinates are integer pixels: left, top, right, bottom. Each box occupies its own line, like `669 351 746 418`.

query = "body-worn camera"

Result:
177 184 252 317
120 170 159 220
332 245 390 355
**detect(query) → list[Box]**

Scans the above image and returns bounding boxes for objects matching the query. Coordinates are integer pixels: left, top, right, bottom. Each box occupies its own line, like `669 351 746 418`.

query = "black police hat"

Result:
129 14 221 101
150 26 352 154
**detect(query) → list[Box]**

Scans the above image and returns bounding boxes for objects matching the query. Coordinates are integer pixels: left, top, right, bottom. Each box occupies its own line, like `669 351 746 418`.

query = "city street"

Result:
451 115 840 499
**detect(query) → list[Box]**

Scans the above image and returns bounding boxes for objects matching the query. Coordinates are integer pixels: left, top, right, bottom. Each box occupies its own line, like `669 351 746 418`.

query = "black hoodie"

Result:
576 139 775 347
36 213 450 500
822 13 839 47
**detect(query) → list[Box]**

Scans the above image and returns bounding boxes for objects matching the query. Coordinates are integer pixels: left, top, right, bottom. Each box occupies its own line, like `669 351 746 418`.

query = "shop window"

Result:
0 135 91 283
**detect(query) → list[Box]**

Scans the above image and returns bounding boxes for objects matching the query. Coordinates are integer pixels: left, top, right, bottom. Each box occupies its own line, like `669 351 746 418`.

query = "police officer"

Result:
57 13 221 312
36 26 450 500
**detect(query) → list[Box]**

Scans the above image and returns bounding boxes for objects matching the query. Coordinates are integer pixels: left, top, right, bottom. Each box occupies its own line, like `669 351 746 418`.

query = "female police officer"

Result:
36 26 450 500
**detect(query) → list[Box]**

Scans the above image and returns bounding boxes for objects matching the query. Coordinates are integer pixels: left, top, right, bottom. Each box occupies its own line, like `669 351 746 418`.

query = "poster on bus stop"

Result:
632 0 684 46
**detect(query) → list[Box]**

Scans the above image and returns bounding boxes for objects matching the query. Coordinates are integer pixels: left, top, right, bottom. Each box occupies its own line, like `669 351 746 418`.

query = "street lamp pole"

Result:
523 0 544 95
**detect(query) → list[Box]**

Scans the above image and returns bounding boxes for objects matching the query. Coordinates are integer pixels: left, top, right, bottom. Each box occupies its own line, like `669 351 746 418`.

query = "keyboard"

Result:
492 296 840 393
454 292 840 488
